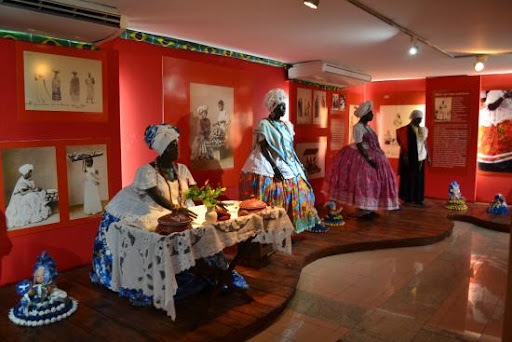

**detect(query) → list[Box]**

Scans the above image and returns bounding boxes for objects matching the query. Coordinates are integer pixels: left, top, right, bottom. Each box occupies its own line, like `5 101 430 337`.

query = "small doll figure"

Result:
9 252 78 326
487 193 510 216
445 181 468 211
322 201 345 227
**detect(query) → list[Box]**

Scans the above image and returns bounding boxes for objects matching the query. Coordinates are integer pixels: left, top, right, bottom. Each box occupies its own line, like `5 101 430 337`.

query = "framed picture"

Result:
296 137 327 179
331 93 346 113
296 87 312 125
313 90 328 127
66 144 109 220
189 83 235 171
1 146 60 231
17 42 108 122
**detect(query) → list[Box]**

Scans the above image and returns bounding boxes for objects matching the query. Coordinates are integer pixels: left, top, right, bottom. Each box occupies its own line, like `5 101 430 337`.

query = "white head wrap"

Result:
145 124 180 156
354 101 372 118
264 88 287 113
197 105 208 115
409 110 424 120
18 164 33 176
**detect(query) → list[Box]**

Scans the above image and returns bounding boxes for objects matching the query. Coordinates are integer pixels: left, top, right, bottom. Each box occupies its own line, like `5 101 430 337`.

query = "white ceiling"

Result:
106 0 512 81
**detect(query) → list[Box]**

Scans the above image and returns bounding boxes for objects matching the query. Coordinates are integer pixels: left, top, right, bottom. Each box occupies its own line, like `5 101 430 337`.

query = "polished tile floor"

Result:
248 222 509 342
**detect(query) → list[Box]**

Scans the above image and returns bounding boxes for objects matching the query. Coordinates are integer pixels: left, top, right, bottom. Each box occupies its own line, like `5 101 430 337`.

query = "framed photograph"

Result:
331 93 346 113
313 90 328 127
66 144 109 220
296 137 327 179
17 43 108 122
2 146 60 231
189 83 234 171
296 88 312 125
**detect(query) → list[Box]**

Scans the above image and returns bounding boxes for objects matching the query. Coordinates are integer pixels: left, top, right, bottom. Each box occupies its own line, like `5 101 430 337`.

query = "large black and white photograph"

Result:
296 87 312 125
66 144 109 220
313 90 328 127
23 51 103 113
2 147 60 231
189 83 234 170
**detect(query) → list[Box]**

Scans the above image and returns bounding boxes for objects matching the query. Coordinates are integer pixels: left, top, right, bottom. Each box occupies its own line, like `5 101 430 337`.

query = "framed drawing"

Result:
313 90 328 127
296 87 312 125
17 42 108 122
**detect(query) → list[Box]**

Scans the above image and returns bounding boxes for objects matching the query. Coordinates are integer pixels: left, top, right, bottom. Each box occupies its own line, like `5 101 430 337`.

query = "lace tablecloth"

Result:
105 205 294 319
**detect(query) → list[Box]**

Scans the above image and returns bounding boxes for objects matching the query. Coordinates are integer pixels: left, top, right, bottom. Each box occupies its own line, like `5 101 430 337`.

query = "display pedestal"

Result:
237 241 275 268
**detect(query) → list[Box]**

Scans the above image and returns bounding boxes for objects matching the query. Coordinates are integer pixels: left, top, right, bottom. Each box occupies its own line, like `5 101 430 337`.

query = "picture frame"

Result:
0 139 113 237
16 42 108 123
296 137 328 179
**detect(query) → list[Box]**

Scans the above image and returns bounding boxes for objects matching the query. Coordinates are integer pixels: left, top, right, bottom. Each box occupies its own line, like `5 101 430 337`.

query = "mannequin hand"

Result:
427 157 432 166
368 159 378 169
175 207 198 219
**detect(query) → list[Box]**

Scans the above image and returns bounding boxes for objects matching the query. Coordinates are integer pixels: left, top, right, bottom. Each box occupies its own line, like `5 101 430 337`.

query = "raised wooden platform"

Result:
1 200 508 342
446 202 511 233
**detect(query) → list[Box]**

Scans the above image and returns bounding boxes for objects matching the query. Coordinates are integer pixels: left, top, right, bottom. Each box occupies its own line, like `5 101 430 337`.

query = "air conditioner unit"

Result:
0 0 124 44
288 61 372 88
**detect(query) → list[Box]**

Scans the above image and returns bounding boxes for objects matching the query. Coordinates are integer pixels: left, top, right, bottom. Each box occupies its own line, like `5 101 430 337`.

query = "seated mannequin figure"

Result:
90 123 247 306
240 88 327 234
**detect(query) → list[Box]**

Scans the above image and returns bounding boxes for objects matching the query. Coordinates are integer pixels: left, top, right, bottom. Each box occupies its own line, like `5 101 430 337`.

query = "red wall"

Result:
109 38 287 198
0 38 121 285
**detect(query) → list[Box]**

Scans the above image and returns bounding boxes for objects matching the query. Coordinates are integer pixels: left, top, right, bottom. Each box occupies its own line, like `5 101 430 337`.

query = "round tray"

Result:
157 213 192 227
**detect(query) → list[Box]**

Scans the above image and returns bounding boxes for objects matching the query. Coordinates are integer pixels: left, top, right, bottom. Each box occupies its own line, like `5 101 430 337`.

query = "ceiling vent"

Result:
288 61 372 88
0 0 124 44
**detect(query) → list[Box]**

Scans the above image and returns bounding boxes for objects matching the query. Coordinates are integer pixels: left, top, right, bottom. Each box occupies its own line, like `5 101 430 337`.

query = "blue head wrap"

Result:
144 124 180 155
33 251 57 284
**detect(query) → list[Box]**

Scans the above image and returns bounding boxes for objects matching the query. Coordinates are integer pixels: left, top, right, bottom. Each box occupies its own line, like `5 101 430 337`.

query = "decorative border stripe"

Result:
0 29 97 50
120 29 286 68
0 29 342 90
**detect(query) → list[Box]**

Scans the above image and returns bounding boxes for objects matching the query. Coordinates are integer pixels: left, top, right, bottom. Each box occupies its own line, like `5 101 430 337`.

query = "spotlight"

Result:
304 0 319 9
474 55 487 72
408 37 418 55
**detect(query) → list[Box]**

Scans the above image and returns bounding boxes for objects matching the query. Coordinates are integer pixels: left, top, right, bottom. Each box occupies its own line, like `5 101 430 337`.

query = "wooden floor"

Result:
1 200 509 342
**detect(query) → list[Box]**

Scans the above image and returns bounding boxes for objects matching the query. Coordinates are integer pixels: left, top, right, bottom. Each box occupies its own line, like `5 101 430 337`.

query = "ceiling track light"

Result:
304 0 319 9
474 55 488 72
408 36 418 56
